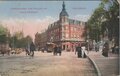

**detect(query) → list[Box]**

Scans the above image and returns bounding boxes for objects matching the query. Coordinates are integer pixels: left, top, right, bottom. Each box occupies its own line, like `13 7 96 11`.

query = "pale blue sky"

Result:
0 1 101 20
0 1 101 38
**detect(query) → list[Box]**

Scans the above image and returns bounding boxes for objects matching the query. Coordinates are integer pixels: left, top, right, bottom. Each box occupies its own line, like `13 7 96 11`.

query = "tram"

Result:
46 42 55 52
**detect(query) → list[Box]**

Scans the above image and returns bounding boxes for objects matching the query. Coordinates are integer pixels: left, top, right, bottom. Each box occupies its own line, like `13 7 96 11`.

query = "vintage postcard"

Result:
0 0 119 76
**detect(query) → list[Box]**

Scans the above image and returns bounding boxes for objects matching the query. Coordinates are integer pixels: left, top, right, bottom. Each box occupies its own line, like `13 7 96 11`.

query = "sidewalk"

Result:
88 51 119 76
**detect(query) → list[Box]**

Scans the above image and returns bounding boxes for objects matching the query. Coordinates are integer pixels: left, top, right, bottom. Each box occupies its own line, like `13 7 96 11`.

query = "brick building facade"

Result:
35 2 86 51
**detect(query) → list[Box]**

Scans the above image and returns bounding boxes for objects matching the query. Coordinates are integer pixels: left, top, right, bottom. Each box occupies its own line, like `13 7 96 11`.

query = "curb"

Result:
87 56 101 76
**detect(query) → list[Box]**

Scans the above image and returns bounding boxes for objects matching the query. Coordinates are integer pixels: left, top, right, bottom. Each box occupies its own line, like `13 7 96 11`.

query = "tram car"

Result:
46 42 55 52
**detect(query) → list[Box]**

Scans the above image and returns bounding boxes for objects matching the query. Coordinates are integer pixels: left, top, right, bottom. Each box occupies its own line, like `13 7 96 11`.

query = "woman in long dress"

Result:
81 44 87 58
102 42 109 57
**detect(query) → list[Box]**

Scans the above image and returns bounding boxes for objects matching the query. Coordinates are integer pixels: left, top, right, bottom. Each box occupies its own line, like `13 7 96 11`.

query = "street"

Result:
88 51 119 76
0 51 96 76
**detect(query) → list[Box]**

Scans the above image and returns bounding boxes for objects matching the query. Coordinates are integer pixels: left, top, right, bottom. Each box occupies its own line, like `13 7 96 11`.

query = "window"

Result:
70 27 73 31
62 32 65 38
64 17 65 22
73 20 74 24
66 26 68 30
74 27 76 31
62 26 64 30
73 27 74 31
64 26 66 30
79 21 81 25
62 18 64 22
73 34 75 38
66 33 69 38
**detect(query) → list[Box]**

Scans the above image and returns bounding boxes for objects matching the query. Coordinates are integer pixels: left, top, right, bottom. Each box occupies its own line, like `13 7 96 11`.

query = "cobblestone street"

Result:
0 51 96 76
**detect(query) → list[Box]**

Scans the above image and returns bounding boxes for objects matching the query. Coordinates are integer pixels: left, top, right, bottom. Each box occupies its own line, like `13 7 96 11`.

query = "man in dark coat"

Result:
53 45 57 56
76 44 82 58
30 42 35 57
57 45 62 56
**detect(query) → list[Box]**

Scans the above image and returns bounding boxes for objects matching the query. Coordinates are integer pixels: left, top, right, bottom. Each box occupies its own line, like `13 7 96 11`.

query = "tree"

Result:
87 0 119 44
9 31 33 48
0 24 8 43
101 0 119 43
14 31 24 40
15 35 32 48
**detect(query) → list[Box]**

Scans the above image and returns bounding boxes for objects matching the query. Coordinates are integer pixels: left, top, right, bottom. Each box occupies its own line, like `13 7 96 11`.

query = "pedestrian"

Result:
57 45 62 56
81 44 87 58
30 42 35 57
25 47 30 56
95 43 99 52
115 45 119 54
76 44 82 58
53 45 57 56
102 42 109 57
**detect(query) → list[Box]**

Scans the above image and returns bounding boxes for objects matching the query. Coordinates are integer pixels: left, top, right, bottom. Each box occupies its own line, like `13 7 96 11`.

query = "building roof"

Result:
69 19 81 25
47 1 86 29
60 1 69 17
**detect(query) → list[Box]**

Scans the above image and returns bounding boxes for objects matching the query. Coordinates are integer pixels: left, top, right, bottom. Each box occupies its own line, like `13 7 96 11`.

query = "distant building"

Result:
35 31 47 50
47 1 86 51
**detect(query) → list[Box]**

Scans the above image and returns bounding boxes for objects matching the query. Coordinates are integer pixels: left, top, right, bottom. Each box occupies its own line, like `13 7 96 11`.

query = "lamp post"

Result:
86 29 89 54
50 36 53 43
50 32 54 45
86 39 89 54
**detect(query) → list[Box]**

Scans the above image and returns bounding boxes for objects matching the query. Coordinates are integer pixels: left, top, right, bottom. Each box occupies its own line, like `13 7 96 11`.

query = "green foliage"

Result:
0 25 7 35
0 34 7 43
0 24 33 48
0 24 8 43
10 31 33 48
87 0 119 43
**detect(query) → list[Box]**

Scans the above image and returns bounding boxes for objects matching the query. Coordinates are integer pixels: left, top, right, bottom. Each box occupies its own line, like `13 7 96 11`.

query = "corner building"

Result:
47 2 86 51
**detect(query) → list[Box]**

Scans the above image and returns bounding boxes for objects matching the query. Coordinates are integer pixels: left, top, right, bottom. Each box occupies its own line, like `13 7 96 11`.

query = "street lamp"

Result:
50 32 55 45
50 36 53 43
86 30 89 54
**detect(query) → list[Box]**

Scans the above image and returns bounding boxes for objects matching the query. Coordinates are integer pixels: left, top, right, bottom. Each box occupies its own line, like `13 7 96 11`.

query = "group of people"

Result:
25 42 36 57
24 41 117 58
53 45 62 56
75 44 87 58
